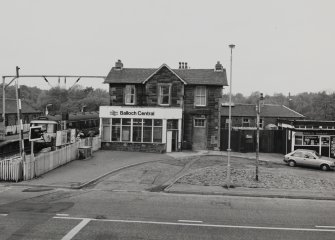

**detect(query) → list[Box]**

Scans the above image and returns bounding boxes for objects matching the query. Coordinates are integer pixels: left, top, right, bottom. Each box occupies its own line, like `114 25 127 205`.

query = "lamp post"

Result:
255 92 264 181
45 103 53 115
226 44 235 188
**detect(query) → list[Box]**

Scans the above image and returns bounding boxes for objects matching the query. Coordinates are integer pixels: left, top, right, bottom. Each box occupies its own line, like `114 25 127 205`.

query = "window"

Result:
259 119 264 128
110 118 163 143
194 118 206 127
143 119 153 142
195 86 206 106
153 119 162 142
295 135 302 145
121 119 131 141
292 151 304 157
111 118 121 141
242 118 250 127
125 85 136 105
132 118 142 142
158 84 171 105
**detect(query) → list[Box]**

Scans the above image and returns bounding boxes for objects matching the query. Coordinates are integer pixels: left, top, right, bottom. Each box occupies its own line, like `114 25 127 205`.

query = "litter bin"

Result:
78 146 92 160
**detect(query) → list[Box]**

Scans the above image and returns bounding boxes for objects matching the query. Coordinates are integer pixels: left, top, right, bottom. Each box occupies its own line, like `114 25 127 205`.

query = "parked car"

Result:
284 149 335 171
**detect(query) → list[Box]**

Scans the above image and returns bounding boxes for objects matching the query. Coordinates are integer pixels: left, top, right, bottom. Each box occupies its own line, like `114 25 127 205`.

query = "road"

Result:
0 185 335 240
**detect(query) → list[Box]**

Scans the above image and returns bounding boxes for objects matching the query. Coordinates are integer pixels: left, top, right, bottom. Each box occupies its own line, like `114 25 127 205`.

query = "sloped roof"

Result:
221 103 305 119
0 99 42 114
104 65 227 86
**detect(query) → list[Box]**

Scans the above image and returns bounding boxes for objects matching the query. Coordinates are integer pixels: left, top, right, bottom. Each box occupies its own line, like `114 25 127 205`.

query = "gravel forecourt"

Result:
176 156 335 191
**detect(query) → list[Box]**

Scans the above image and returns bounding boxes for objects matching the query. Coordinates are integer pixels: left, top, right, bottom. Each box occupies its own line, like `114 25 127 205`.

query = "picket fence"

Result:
0 156 23 182
0 136 101 182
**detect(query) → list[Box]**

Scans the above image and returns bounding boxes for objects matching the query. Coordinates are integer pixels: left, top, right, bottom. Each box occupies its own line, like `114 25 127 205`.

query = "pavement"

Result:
2 149 335 200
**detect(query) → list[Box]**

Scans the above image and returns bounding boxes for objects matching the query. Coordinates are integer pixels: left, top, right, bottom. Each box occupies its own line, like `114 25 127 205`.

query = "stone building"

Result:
100 60 227 153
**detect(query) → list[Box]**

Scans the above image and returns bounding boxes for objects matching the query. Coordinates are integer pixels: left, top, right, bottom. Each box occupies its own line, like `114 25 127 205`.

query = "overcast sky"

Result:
1 0 334 96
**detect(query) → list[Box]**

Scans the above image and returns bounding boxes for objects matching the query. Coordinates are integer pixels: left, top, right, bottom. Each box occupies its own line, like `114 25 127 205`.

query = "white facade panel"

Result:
100 106 182 119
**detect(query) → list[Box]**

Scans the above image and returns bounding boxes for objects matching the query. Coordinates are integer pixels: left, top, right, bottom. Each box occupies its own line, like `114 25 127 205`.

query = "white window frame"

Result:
158 84 171 106
195 86 207 106
242 118 250 127
194 118 206 128
259 118 264 128
124 85 136 105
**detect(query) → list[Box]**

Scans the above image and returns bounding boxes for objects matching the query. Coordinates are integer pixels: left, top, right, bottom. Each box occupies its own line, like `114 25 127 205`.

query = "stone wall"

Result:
102 142 166 153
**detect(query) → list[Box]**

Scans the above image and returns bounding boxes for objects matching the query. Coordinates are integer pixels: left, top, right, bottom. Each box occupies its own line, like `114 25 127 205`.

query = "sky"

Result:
1 0 334 96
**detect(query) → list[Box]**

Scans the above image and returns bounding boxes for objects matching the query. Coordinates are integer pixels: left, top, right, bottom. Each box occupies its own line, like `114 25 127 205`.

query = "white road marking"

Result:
0 213 8 216
60 218 91 240
56 214 69 217
53 216 335 232
315 225 335 229
178 220 203 223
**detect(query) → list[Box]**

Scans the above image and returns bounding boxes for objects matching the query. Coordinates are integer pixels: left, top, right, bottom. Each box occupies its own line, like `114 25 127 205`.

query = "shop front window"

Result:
111 118 121 141
153 119 162 142
133 118 142 142
295 135 303 145
303 136 319 146
143 119 153 142
122 119 131 141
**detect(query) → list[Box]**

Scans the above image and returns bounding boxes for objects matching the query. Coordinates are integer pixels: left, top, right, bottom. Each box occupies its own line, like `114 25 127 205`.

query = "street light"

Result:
226 44 235 188
255 92 264 181
45 104 53 115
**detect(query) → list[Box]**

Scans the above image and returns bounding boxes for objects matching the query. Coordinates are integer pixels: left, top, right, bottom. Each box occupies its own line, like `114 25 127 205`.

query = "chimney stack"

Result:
214 61 223 72
114 59 123 70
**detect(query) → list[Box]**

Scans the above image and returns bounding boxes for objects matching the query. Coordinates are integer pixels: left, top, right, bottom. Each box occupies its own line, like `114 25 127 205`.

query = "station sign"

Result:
100 106 182 119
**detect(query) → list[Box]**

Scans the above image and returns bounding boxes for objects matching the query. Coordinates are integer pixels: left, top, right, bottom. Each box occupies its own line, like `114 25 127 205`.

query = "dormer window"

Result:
125 85 136 105
158 84 171 106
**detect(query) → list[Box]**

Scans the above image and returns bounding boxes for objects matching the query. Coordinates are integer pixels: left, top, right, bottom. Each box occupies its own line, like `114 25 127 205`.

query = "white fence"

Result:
0 136 101 181
5 124 30 135
0 156 23 182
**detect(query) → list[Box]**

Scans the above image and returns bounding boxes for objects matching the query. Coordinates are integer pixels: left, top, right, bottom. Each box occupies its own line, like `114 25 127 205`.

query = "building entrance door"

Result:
166 130 178 152
192 118 207 150
320 136 330 157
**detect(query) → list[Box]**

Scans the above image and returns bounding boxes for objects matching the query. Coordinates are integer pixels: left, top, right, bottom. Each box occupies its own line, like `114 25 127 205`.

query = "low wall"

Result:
101 142 166 153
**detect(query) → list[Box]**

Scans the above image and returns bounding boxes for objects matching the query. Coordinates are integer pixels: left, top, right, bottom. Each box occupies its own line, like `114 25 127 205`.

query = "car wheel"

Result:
288 160 296 167
320 164 330 171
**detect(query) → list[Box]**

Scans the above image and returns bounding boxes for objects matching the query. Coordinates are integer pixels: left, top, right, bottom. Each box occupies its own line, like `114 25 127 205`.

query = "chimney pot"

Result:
185 62 188 69
179 62 182 69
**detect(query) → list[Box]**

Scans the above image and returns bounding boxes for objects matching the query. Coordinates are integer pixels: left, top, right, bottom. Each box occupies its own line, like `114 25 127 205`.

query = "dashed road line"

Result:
54 216 335 232
178 220 203 223
315 225 335 229
0 213 8 216
56 214 69 217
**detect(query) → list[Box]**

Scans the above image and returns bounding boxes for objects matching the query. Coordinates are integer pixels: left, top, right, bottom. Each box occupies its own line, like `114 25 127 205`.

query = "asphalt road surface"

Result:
1 187 335 240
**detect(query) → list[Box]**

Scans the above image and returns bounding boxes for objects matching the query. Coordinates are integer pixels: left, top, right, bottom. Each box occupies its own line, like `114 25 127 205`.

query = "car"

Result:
284 149 335 171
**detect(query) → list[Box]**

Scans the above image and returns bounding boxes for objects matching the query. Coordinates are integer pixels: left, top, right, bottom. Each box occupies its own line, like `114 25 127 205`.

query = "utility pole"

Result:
255 92 264 181
15 66 25 158
226 44 235 188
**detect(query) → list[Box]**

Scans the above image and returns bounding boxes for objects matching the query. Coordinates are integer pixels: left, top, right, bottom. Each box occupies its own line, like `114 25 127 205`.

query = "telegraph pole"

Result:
226 44 235 188
255 93 264 181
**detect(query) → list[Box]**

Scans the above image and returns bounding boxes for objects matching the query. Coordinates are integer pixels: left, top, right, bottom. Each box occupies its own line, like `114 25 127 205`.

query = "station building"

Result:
100 60 227 153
